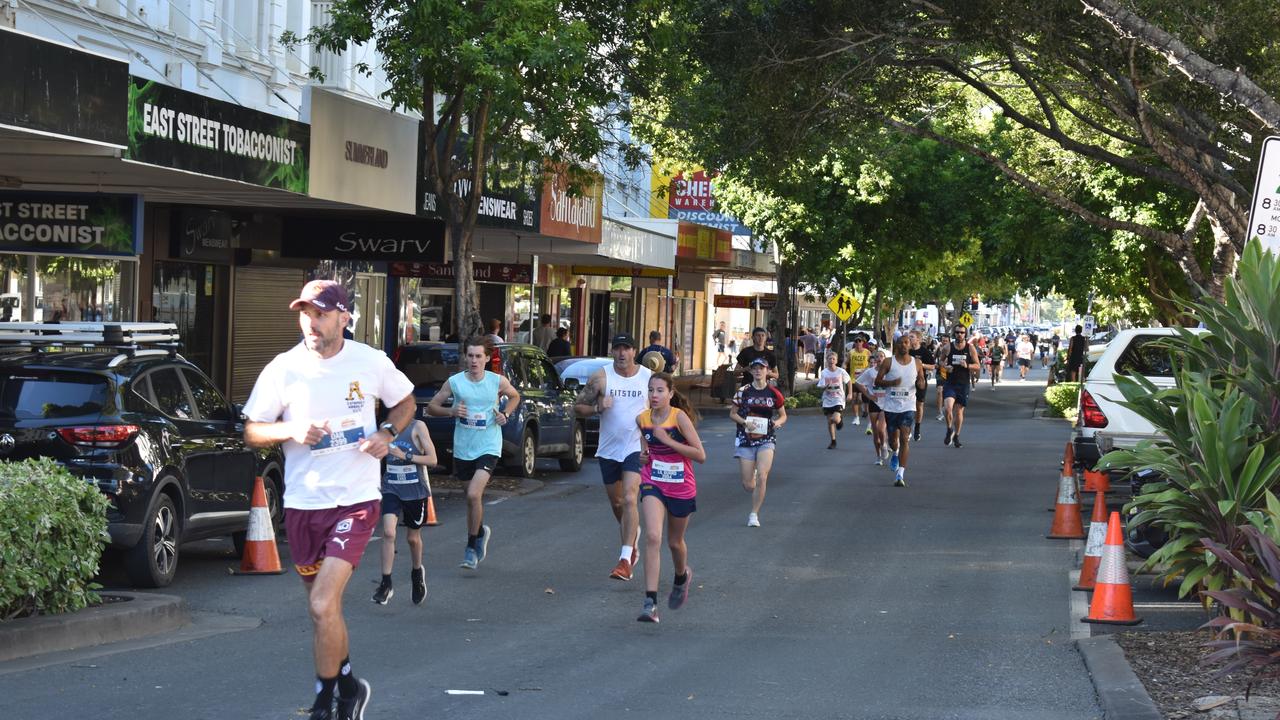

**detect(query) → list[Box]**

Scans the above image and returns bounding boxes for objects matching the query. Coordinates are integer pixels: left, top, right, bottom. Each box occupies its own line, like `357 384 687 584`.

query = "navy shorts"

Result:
599 451 642 485
639 483 696 518
943 383 969 407
381 493 429 529
454 454 499 481
884 410 915 432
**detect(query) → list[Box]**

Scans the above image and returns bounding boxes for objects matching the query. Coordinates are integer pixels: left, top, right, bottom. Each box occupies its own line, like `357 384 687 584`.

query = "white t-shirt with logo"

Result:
818 368 850 408
243 341 415 510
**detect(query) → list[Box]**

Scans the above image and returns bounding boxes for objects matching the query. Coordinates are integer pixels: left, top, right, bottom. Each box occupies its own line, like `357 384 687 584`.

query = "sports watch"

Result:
378 421 397 436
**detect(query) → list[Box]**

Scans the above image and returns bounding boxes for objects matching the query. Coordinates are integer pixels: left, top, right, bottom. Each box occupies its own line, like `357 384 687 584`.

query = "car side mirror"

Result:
233 402 245 419
563 378 580 392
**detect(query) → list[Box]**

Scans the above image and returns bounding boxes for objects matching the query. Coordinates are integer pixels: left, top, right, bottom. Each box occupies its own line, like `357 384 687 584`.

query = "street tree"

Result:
297 0 648 338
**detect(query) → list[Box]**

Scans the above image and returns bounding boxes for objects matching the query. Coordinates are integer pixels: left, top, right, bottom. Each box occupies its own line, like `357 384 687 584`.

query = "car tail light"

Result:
1080 389 1108 428
57 425 140 448
490 348 503 374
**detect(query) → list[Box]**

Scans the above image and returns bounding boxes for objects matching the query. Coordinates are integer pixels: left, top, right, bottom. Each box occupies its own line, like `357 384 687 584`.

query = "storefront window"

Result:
397 278 454 345
0 254 136 323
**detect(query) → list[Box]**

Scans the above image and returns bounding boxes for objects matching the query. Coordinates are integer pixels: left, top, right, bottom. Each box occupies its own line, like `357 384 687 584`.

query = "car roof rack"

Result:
0 322 182 361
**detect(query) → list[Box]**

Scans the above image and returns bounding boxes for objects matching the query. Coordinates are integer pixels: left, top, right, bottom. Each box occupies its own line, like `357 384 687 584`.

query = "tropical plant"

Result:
1201 505 1280 686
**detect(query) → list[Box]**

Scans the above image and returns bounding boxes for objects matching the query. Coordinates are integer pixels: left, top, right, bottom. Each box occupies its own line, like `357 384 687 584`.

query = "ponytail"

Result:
651 372 701 424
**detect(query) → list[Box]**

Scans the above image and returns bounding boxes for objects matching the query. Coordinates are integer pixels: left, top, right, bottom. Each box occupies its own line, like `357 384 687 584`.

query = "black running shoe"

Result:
309 701 334 720
912 427 921 442
372 579 393 605
944 428 953 447
828 439 836 449
411 566 427 606
336 678 371 720
952 436 963 448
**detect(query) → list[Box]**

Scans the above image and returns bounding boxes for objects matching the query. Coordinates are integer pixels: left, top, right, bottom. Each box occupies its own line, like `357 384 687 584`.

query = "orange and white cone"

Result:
424 474 439 527
1073 491 1108 591
1082 511 1142 625
235 476 284 575
1082 469 1110 493
1047 473 1087 539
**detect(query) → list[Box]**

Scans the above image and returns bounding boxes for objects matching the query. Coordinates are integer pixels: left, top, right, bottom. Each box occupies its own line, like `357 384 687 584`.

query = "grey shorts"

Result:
734 442 776 461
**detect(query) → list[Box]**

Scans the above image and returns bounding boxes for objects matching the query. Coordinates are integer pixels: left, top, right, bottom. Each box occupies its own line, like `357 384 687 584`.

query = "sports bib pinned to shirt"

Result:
650 459 686 483
385 464 421 484
310 413 366 456
459 411 489 430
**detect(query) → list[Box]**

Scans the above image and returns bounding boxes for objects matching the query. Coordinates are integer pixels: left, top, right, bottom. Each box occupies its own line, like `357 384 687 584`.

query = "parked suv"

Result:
0 323 283 588
393 342 585 476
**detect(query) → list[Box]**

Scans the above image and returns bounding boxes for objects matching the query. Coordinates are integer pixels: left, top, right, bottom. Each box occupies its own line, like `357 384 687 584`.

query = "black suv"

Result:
393 342 585 476
0 323 283 588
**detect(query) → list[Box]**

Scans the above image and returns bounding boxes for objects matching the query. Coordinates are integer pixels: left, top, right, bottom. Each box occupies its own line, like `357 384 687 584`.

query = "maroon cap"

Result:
289 280 350 313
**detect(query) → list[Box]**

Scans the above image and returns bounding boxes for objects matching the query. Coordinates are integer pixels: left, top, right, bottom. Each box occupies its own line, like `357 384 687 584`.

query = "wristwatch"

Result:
378 421 397 436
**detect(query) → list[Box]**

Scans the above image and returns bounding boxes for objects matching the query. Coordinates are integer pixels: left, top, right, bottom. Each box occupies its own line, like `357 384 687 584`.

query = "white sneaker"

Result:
852 416 860 426
935 413 944 422
747 513 760 527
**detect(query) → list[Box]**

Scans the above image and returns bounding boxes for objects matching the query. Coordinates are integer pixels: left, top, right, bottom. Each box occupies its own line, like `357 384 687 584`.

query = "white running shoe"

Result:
747 513 760 527
852 416 861 426
935 413 944 422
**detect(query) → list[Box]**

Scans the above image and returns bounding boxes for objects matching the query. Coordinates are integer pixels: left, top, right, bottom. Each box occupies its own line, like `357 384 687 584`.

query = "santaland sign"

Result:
126 77 310 193
0 191 140 257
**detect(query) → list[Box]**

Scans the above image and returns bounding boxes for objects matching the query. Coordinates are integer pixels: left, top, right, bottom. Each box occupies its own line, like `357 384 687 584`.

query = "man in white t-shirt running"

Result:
575 334 652 581
244 280 416 720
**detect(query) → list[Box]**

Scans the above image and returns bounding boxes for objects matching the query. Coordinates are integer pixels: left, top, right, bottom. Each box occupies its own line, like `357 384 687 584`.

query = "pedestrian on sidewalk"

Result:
532 314 556 350
799 327 818 378
730 357 787 527
243 279 417 720
574 333 652 581
876 335 925 487
547 326 572 356
818 351 851 449
636 373 706 623
736 327 778 385
640 330 677 373
854 348 888 464
426 336 522 571
942 326 980 448
1066 325 1086 381
486 318 504 345
372 418 436 606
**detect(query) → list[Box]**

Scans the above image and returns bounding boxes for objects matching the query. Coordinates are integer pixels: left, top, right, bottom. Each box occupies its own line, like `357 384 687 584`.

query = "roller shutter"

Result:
231 267 306 402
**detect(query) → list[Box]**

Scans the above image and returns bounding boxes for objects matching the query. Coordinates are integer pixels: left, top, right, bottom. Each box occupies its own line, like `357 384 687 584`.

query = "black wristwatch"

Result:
378 422 397 436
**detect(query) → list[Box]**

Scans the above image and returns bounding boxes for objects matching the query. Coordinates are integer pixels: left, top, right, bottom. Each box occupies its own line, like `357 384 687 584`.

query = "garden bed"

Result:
1115 630 1280 718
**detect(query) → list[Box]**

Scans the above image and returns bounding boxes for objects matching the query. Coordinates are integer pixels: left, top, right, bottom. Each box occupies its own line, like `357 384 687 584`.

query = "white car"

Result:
1072 327 1205 471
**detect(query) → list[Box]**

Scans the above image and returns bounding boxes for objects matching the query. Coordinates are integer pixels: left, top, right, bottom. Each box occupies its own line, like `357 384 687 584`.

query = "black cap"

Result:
752 326 767 335
610 333 637 348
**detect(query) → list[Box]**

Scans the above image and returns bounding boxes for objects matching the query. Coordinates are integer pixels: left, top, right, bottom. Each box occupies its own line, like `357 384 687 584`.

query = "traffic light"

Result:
970 294 980 311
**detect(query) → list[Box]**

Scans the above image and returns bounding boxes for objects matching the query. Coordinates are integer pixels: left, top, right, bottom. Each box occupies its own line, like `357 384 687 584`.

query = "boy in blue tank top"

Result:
427 336 522 571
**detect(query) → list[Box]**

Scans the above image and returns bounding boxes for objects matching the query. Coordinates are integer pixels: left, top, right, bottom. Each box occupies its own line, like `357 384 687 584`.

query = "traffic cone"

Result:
1047 473 1086 539
423 473 439 526
1073 491 1108 591
235 476 284 575
1082 469 1110 493
1062 442 1075 474
1082 511 1142 625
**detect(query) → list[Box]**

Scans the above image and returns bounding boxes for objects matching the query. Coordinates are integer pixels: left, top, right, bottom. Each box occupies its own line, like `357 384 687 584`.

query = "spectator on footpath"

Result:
532 314 556 350
486 318 504 345
713 321 728 366
547 326 572 357
640 330 677 373
736 327 778 385
799 327 818 378
1066 325 1087 381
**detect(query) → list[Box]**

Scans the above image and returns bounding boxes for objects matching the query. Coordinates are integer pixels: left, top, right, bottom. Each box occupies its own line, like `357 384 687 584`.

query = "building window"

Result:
0 255 137 323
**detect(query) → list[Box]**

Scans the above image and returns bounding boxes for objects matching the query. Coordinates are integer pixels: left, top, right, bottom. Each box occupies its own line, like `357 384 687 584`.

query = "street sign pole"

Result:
1246 135 1280 256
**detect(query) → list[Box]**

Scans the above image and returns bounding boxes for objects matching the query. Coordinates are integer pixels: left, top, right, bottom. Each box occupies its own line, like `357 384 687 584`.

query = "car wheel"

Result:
263 472 284 531
125 493 180 588
559 423 584 472
513 426 537 477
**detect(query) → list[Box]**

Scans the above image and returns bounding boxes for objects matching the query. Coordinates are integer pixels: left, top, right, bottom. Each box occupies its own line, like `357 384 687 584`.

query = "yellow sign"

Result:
957 311 974 328
826 288 861 322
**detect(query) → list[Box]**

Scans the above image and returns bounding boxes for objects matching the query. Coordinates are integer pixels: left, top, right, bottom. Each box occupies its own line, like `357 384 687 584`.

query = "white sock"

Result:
620 545 633 562
896 467 905 480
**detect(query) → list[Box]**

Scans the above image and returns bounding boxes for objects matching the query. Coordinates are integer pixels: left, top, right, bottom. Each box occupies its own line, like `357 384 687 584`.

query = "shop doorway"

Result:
351 272 385 348
588 292 632 357
152 262 228 388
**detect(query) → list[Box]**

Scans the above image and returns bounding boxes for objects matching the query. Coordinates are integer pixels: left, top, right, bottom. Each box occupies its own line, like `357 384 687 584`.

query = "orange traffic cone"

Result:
235 476 284 575
424 474 439 527
1082 469 1110 493
1073 491 1108 591
1082 511 1142 625
1062 442 1075 474
1047 473 1087 539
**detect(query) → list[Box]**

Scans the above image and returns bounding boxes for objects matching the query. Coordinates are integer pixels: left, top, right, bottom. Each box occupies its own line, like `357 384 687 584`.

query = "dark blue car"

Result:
393 342 585 477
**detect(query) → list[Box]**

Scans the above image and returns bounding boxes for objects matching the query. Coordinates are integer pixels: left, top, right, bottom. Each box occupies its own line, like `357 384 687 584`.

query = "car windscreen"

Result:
0 371 112 420
1115 336 1176 378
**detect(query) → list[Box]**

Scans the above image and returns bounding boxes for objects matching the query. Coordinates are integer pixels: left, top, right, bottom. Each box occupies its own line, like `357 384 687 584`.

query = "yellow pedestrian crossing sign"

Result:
957 311 974 328
827 288 860 322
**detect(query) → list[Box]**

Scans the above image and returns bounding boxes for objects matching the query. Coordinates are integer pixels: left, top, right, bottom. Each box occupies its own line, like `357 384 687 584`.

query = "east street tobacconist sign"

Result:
0 191 140 257
126 77 310 193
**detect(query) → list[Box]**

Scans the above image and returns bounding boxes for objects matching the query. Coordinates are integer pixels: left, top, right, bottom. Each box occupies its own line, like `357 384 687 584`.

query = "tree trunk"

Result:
449 220 483 341
1205 212 1239 302
772 260 796 395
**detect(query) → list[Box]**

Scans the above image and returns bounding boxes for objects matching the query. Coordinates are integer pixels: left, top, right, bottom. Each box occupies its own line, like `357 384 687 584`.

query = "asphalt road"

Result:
4 367 1105 719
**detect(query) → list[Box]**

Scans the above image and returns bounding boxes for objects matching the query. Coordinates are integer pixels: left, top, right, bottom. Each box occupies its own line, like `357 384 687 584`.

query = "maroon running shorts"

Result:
284 499 380 581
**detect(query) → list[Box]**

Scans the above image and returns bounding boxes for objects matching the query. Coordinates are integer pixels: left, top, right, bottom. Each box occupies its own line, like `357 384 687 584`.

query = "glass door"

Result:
152 261 228 388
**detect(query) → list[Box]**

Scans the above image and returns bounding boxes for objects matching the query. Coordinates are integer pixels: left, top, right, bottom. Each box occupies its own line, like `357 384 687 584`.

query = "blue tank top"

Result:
449 370 504 460
381 424 428 501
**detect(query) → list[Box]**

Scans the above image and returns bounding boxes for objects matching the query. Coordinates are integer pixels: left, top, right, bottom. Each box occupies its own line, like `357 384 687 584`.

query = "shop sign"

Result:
0 28 128 146
0 191 140 257
676 222 732 263
390 261 534 283
650 164 752 236
571 264 673 278
126 77 310 193
417 129 539 231
172 208 237 263
282 217 444 262
714 294 754 309
307 88 417 214
539 166 602 243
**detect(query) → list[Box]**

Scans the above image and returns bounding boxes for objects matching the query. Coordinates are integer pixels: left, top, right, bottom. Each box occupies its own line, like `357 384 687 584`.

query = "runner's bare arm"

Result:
664 410 706 463
358 394 415 458
968 346 981 372
873 357 898 387
426 381 460 418
636 416 650 461
245 418 326 448
574 369 604 417
773 403 788 430
495 376 522 424
915 358 927 391
412 421 437 467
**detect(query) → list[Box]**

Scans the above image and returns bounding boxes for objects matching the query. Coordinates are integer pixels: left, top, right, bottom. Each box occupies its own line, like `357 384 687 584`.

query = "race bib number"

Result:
952 353 968 366
887 387 913 399
459 410 490 431
385 464 420 484
823 386 844 400
310 414 366 456
744 416 769 437
650 459 685 483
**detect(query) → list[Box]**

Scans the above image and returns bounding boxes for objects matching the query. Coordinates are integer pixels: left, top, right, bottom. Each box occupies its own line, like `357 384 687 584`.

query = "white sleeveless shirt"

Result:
596 363 652 461
879 355 918 414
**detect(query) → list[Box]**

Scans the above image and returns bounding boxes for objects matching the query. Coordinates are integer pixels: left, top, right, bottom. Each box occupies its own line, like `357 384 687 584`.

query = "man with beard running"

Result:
907 330 935 441
941 325 981 448
575 334 652 581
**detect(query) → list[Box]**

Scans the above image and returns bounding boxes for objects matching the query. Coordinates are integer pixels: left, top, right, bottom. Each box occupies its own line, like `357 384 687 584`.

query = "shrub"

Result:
0 458 110 620
1044 382 1080 419
1201 502 1280 686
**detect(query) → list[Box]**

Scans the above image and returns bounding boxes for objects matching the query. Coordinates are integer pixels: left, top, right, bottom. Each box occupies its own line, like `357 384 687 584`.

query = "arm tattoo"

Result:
575 379 601 406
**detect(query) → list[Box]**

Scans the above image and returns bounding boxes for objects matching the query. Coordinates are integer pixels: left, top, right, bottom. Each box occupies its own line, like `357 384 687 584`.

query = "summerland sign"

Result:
307 89 416 213
282 217 445 262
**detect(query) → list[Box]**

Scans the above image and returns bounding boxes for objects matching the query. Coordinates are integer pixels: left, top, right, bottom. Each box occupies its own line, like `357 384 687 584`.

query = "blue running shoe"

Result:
890 453 899 472
459 547 478 570
475 525 492 563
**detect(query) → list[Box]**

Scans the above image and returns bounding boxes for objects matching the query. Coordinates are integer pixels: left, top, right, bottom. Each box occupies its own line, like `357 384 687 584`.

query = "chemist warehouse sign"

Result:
0 192 141 257
126 78 310 193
